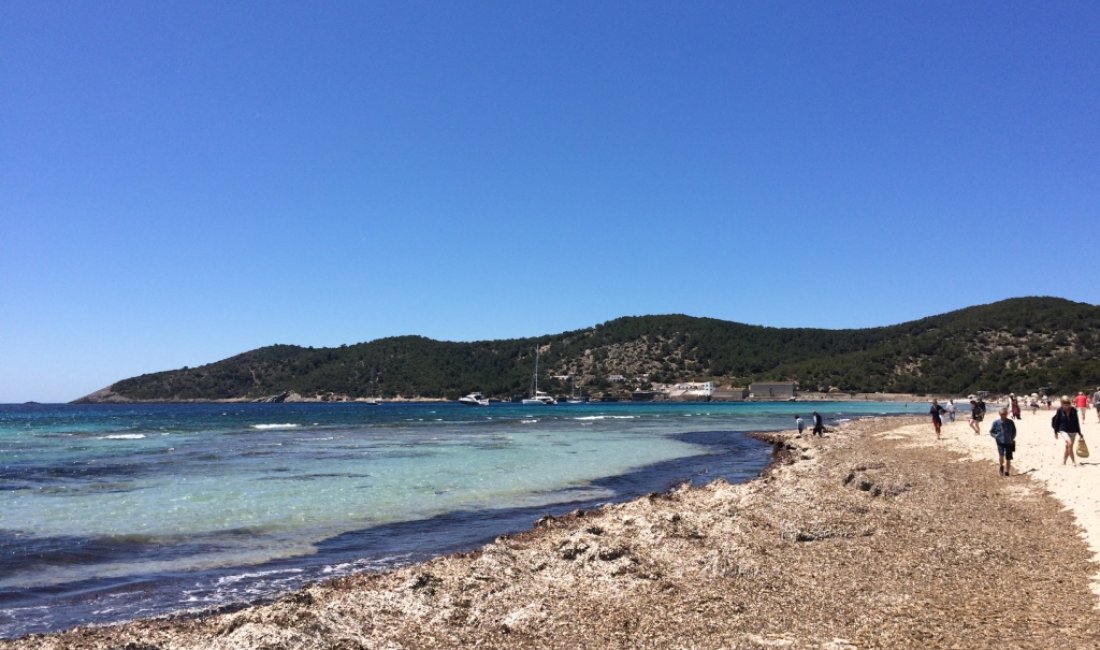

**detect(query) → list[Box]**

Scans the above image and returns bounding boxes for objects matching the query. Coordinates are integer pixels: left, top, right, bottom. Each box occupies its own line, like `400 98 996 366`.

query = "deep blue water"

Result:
0 400 912 638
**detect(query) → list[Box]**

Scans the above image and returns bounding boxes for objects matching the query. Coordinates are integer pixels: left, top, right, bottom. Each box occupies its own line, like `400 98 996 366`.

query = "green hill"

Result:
79 297 1100 402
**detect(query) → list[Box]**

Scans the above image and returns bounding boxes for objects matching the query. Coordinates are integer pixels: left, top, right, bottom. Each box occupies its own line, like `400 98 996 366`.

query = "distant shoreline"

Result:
69 388 948 405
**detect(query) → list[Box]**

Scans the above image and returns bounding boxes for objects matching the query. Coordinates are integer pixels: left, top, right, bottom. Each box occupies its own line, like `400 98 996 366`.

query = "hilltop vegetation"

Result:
87 298 1100 402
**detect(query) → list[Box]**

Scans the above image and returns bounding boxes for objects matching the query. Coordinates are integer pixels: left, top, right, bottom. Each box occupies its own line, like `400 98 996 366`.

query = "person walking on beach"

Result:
795 414 805 436
812 411 824 437
930 399 946 440
990 407 1017 477
1010 393 1021 420
1075 391 1089 422
968 396 985 435
1052 396 1083 466
1093 387 1100 421
946 399 957 423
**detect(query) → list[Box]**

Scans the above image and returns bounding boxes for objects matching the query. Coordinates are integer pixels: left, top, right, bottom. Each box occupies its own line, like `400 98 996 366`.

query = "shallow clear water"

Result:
0 400 912 638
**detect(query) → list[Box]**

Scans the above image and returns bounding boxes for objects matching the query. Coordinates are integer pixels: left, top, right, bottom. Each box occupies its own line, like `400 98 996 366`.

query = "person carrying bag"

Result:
1052 396 1084 466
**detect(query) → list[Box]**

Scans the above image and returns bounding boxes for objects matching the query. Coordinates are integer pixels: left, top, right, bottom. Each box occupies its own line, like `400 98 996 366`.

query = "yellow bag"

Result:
1077 436 1090 458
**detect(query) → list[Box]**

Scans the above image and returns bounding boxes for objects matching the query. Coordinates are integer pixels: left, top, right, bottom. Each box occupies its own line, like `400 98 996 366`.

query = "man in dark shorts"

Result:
930 399 946 439
811 411 824 437
989 407 1017 477
968 396 985 434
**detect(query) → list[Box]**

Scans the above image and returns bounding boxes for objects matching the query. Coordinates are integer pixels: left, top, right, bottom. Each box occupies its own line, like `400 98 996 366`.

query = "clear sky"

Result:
3 1 1098 403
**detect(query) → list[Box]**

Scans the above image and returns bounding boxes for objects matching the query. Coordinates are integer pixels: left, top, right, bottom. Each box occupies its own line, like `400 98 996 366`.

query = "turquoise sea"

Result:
0 400 914 638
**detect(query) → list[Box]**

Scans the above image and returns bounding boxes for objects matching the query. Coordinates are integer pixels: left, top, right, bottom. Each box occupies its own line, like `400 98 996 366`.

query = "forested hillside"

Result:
81 297 1100 402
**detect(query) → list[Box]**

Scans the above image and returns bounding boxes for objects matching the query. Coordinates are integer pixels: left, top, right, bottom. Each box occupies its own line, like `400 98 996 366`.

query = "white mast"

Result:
533 347 539 394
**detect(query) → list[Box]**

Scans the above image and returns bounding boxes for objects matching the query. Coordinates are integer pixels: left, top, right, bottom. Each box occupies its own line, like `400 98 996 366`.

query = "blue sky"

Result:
3 1 1098 403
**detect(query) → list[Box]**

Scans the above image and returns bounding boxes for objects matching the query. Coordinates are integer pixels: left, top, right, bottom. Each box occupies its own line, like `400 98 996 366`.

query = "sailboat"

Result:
364 370 382 404
566 376 584 404
521 347 556 405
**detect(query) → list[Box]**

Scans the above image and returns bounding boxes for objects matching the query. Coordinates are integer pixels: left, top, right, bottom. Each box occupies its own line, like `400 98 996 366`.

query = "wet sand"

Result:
4 415 1099 649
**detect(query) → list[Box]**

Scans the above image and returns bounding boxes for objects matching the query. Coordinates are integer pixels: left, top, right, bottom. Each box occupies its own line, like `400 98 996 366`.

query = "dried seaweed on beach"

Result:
5 416 1098 649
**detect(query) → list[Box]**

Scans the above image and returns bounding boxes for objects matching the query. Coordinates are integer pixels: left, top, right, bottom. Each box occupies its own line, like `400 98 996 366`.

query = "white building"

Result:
672 382 714 398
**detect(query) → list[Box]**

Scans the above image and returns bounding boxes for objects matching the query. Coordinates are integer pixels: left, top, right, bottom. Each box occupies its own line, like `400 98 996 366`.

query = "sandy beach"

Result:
918 400 1100 598
4 413 1100 649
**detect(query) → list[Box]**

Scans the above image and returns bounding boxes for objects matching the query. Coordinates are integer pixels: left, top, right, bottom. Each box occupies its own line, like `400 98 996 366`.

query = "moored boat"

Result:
566 376 584 403
521 347 556 405
458 392 489 406
522 390 557 406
